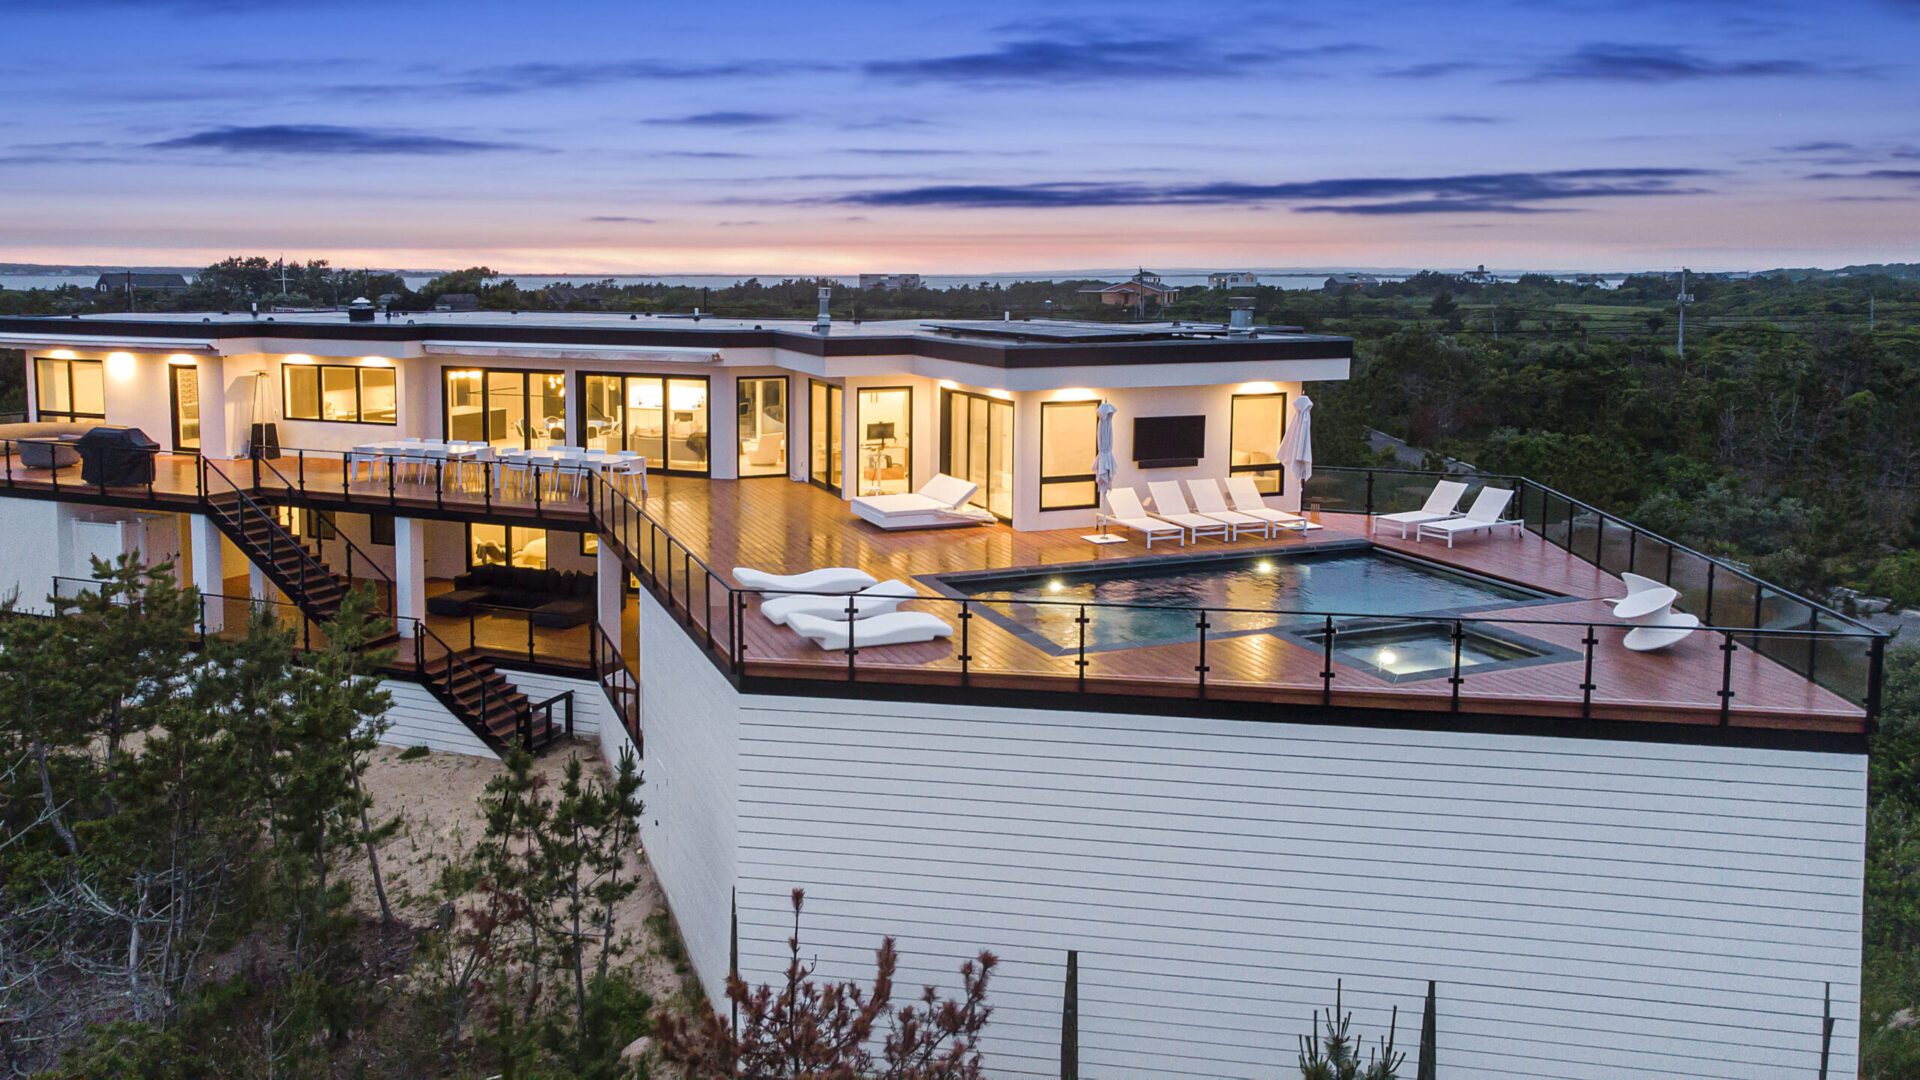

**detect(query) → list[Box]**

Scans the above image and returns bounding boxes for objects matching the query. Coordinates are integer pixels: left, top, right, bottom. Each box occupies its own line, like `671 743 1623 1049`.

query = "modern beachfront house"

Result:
0 306 1882 1079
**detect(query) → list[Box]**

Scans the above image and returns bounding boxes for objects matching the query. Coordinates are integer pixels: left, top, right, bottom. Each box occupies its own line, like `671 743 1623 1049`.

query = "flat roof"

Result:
0 311 1351 371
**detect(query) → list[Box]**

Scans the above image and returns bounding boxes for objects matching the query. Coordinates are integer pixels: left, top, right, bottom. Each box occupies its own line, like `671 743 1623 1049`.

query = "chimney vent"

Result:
1228 296 1256 336
814 287 833 334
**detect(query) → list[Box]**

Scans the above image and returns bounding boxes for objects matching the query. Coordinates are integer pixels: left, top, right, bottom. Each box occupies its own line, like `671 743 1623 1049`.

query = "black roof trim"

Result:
0 316 1352 369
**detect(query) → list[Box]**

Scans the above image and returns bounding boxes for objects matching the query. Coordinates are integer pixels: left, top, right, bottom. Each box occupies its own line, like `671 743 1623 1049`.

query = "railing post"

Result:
1194 610 1210 698
527 612 536 665
1704 562 1716 626
342 451 351 502
1364 470 1375 518
435 460 444 511
1580 624 1597 718
958 600 972 686
484 460 493 513
534 465 543 517
1320 615 1335 705
845 595 858 682
1718 631 1737 725
1076 604 1089 690
387 458 396 504
1867 635 1886 730
1448 619 1463 712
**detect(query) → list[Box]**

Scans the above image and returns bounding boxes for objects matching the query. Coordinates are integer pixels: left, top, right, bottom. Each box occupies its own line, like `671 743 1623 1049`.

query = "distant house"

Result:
1322 273 1379 292
434 293 481 312
857 273 924 291
94 272 188 294
1079 269 1178 309
1208 271 1258 289
545 284 616 309
1459 264 1497 285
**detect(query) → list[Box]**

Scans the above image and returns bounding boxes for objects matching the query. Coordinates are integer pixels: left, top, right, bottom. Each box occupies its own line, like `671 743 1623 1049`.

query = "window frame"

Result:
1038 399 1101 512
33 356 106 421
938 388 1015 521
368 513 395 547
282 362 397 425
735 374 790 479
465 523 550 570
441 366 566 450
1228 390 1288 495
572 371 712 477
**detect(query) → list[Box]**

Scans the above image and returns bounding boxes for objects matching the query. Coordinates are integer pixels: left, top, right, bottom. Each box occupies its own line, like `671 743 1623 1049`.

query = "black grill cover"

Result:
77 426 159 486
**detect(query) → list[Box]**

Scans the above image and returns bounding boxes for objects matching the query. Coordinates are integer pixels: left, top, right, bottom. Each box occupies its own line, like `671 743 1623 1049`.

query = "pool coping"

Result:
916 539 1580 659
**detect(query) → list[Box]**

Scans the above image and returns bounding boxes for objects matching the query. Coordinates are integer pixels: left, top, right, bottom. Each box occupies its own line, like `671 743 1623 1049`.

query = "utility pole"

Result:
1675 268 1694 359
1869 293 1876 331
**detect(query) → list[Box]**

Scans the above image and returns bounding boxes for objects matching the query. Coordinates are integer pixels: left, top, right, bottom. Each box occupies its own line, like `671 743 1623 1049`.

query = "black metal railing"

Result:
455 601 591 670
199 457 345 618
250 455 395 617
247 443 641 522
1 435 162 502
52 575 325 650
571 462 1882 728
528 690 575 752
590 621 642 751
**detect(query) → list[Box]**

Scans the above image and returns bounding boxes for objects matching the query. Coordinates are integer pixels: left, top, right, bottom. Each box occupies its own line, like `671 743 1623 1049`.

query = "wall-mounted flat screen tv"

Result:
1133 415 1205 466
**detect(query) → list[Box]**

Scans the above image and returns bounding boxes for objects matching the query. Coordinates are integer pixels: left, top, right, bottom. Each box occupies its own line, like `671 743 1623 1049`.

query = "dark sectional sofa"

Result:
427 565 596 628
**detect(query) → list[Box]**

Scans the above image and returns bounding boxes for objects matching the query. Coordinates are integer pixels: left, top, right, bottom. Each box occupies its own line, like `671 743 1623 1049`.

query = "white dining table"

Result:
497 447 648 498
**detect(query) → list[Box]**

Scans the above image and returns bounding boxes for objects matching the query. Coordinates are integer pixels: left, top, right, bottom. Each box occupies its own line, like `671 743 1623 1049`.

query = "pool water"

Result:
1308 623 1553 682
937 548 1549 653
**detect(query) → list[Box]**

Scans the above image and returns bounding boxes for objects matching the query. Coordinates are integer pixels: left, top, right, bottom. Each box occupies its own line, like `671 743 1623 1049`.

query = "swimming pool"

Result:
930 544 1555 654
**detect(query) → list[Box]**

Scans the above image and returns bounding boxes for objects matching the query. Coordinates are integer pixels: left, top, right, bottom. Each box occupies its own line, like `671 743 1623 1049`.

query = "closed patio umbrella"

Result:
1277 393 1313 501
1093 401 1117 503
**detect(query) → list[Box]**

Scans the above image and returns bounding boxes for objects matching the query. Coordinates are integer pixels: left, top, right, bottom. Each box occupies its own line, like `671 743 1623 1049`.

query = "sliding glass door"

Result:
444 368 565 450
941 389 1013 519
577 373 710 475
808 380 843 495
737 376 788 477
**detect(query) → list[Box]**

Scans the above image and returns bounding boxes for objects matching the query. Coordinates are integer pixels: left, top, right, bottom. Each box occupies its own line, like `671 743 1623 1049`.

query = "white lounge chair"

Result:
1372 479 1469 539
1183 479 1271 539
760 579 919 626
1604 572 1668 608
1102 488 1187 548
786 610 954 651
1414 487 1522 547
1145 482 1232 543
1623 609 1702 652
1222 476 1312 531
850 473 995 530
733 566 877 593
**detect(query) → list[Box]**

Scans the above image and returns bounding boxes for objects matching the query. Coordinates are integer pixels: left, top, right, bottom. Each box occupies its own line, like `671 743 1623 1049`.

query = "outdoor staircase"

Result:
414 629 566 753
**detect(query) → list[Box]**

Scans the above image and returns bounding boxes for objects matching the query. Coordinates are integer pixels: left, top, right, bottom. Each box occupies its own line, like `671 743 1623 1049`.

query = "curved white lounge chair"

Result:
1222 476 1312 531
1415 487 1521 547
1623 610 1702 652
732 566 877 593
1182 479 1270 539
1604 572 1668 608
1372 479 1469 539
1102 488 1186 548
786 610 954 651
760 579 919 626
1145 482 1232 542
850 473 994 530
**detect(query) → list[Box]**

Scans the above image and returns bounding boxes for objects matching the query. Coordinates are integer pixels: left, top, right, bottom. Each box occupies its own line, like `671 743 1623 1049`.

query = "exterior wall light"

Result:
106 352 137 380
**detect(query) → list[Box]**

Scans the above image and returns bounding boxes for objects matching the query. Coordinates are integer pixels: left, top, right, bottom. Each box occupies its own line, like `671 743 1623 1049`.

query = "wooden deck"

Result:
3 450 1867 732
629 475 1867 733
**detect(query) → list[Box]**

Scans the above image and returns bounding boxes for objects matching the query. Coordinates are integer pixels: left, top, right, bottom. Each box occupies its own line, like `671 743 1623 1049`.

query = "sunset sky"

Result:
2 0 1916 274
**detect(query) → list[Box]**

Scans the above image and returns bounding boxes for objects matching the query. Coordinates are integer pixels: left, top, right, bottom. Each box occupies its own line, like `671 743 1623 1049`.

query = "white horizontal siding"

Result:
635 589 737 1003
728 698 1865 1080
375 678 494 758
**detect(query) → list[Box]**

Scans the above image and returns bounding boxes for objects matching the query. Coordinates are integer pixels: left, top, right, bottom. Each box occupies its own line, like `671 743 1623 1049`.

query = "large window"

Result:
445 369 565 450
579 373 709 474
1039 399 1099 511
856 387 912 496
737 377 788 477
34 357 104 420
942 389 1013 519
285 363 397 424
1229 391 1287 495
468 524 549 569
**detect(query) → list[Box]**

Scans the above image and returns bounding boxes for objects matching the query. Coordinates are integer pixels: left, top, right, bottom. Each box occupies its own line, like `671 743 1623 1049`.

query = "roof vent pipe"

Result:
1228 296 1256 336
814 287 833 335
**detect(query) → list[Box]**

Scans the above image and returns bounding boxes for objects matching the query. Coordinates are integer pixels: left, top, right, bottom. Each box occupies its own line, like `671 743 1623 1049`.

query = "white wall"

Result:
635 588 738 1003
635 651 1866 1080
377 678 496 757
